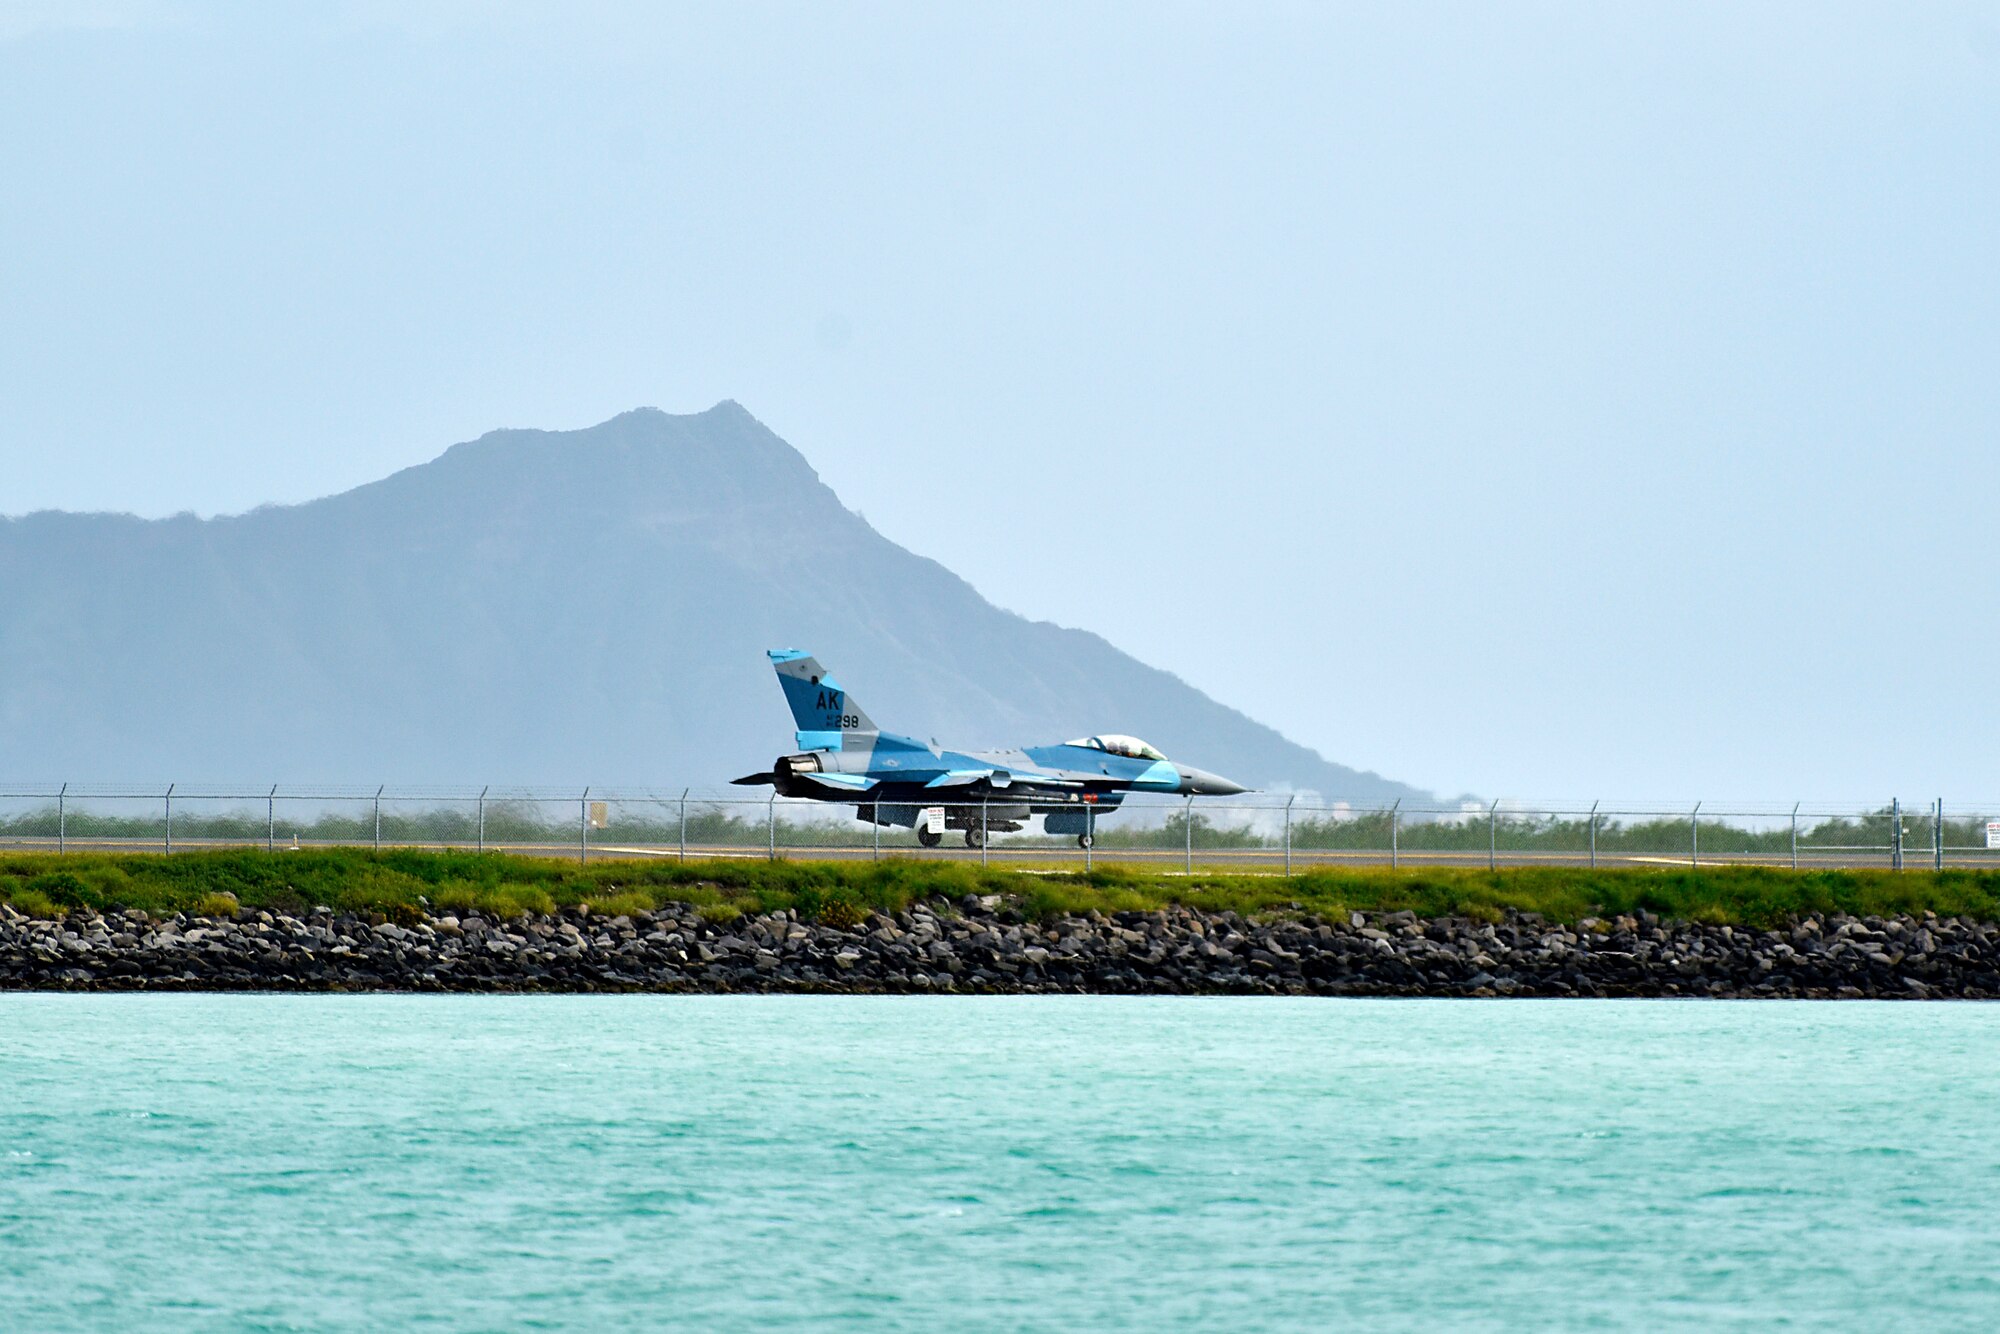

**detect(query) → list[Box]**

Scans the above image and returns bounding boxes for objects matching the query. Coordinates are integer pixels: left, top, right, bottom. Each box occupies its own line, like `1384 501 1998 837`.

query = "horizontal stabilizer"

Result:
731 772 777 786
800 771 878 792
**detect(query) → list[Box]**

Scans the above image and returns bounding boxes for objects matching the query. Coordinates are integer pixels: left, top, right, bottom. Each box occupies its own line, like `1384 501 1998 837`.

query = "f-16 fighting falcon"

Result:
732 650 1248 848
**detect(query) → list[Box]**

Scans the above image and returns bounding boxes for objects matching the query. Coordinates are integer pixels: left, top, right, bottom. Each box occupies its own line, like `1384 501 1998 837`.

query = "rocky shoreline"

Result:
5 898 1999 997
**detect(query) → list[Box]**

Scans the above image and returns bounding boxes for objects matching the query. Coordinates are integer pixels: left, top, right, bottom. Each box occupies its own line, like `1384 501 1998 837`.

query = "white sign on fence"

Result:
1988 821 2000 851
922 806 946 835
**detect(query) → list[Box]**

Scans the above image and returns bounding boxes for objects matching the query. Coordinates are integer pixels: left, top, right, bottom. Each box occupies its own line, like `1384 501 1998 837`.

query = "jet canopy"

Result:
1067 734 1168 762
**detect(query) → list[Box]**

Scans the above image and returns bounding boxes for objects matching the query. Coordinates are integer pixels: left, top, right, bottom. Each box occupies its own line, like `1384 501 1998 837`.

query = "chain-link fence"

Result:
2 785 1996 872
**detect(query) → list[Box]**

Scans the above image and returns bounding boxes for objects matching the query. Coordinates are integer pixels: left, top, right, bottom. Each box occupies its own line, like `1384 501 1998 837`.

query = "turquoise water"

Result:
4 998 1999 1331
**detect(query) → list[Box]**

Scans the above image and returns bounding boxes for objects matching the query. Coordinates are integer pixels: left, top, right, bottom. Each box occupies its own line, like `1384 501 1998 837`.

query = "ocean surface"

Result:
4 997 1999 1331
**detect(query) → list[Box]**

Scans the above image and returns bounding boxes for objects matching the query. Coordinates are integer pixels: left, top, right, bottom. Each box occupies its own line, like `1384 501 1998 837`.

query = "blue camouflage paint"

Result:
1024 743 1143 773
779 675 844 728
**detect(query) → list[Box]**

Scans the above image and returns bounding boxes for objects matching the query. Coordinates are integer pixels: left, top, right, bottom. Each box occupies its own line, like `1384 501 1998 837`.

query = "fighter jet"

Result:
731 650 1248 848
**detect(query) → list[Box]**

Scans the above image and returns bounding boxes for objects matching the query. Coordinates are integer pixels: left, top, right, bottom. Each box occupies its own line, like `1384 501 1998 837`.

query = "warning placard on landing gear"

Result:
922 806 946 835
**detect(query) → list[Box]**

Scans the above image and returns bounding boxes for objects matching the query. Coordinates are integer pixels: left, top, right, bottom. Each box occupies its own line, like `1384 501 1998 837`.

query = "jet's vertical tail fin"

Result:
768 650 877 751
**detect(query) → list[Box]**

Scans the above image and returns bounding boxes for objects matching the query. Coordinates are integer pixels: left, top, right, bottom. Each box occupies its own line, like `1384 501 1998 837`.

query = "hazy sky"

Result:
3 1 1996 804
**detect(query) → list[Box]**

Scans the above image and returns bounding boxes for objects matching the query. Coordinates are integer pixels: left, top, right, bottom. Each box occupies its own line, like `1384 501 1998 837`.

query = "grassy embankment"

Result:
4 849 2000 929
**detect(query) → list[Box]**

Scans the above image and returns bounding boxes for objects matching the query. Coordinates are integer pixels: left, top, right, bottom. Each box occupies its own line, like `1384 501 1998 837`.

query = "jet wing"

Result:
923 769 991 789
925 768 1082 791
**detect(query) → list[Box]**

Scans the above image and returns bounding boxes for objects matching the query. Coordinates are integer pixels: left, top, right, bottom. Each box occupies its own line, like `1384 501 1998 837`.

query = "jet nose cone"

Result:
1177 766 1248 796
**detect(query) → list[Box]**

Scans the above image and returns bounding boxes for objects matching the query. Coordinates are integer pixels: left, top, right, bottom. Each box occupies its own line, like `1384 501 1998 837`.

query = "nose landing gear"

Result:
1077 833 1094 850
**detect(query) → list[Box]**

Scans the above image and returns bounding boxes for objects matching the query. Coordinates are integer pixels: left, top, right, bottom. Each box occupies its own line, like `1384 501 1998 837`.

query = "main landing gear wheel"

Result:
916 826 942 848
1077 834 1094 850
964 826 987 849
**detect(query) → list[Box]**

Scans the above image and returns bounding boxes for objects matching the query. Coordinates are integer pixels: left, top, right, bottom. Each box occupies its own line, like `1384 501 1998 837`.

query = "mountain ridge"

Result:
0 403 1427 802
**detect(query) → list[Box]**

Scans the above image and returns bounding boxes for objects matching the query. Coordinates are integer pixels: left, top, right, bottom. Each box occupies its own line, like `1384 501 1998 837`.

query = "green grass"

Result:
3 849 2000 928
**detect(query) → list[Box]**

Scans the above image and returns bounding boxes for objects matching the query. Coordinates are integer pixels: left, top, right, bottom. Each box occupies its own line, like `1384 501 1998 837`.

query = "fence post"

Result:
872 803 880 861
268 785 277 852
1488 799 1499 871
1935 798 1945 872
1790 802 1799 870
1283 794 1295 876
1891 797 1902 871
1690 801 1700 868
579 786 590 865
679 788 689 864
374 785 383 852
477 786 488 853
980 797 989 868
1588 799 1599 869
1085 806 1094 872
768 793 777 862
57 783 66 855
1185 794 1195 874
1390 798 1401 870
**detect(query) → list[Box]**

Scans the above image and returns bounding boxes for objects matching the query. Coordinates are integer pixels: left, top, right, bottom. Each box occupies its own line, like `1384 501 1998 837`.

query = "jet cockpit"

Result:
1066 735 1168 762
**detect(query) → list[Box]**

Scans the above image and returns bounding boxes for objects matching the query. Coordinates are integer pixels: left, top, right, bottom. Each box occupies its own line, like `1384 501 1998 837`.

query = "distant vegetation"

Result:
4 849 2000 930
0 802 804 849
1232 807 1990 857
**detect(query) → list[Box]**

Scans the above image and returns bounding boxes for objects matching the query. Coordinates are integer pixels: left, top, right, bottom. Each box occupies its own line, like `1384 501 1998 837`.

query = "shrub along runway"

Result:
4 851 2000 997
